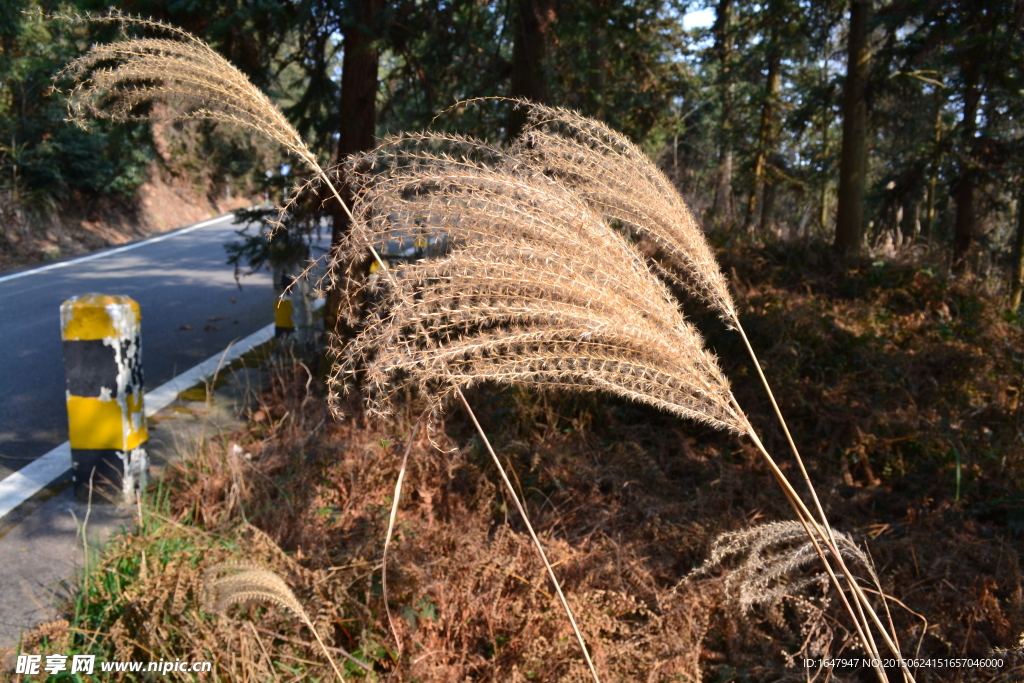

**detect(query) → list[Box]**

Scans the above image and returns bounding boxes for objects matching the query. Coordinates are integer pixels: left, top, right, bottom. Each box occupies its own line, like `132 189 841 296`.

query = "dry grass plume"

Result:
53 17 916 678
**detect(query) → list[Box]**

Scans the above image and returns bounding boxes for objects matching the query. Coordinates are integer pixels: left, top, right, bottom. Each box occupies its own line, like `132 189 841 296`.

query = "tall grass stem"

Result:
381 418 423 656
737 327 913 682
454 386 601 683
746 428 912 682
735 322 837 540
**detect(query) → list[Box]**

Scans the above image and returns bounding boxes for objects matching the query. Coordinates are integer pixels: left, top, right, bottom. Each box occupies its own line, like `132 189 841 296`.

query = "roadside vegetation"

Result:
3 1 1023 681
0 2 276 271
11 239 1024 681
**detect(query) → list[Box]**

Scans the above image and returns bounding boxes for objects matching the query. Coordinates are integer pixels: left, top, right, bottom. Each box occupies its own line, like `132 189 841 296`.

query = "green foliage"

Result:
225 205 316 277
89 0 290 89
158 118 271 198
377 0 690 146
547 0 688 144
0 3 154 234
3 0 1022 282
379 0 512 141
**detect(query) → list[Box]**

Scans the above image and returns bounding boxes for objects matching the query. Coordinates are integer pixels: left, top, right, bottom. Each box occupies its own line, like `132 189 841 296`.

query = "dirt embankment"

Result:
0 167 255 274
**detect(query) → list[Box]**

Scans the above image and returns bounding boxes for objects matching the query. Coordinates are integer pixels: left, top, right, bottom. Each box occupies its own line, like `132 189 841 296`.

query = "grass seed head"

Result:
511 102 738 322
204 562 309 618
690 520 873 613
330 133 751 435
56 12 320 175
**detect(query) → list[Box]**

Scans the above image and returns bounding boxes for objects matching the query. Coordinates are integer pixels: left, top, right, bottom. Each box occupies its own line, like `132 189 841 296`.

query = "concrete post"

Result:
273 263 314 345
274 296 295 337
60 294 148 503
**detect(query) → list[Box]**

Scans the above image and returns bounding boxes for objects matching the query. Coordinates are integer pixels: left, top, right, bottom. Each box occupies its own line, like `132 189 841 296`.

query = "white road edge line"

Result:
0 322 275 520
0 213 234 285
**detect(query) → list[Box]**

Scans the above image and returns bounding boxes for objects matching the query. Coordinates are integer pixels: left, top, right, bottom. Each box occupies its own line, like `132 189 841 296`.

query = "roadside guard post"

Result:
274 296 294 337
273 264 315 345
60 294 149 503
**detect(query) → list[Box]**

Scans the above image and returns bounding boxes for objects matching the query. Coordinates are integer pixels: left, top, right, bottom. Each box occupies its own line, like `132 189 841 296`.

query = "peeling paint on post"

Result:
60 294 148 503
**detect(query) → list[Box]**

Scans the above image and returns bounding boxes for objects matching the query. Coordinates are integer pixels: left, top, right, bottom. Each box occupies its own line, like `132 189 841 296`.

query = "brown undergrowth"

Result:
705 240 1024 678
14 243 1024 683
160 362 729 681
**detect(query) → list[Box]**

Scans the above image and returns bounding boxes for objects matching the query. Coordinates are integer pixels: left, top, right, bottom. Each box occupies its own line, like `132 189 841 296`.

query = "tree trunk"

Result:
819 79 830 233
743 43 781 233
713 149 734 223
923 88 943 239
711 0 735 226
819 178 829 234
324 0 384 340
834 0 871 256
507 0 557 140
760 181 777 235
952 65 980 272
1009 185 1024 312
818 29 832 234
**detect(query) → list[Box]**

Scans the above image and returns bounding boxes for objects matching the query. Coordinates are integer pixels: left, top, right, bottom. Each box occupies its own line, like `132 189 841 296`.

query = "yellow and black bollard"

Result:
274 297 294 337
273 264 315 347
60 294 148 503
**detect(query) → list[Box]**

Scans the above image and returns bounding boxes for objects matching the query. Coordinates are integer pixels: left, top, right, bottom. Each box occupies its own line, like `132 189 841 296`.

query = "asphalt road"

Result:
0 214 325 480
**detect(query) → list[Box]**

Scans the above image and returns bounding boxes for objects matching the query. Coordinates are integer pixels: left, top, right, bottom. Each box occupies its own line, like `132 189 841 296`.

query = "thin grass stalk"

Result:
312 174 388 273
381 417 424 655
454 385 601 683
286 594 346 681
737 325 914 682
253 626 375 674
734 322 840 547
742 426 884 677
746 427 912 683
863 550 911 664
